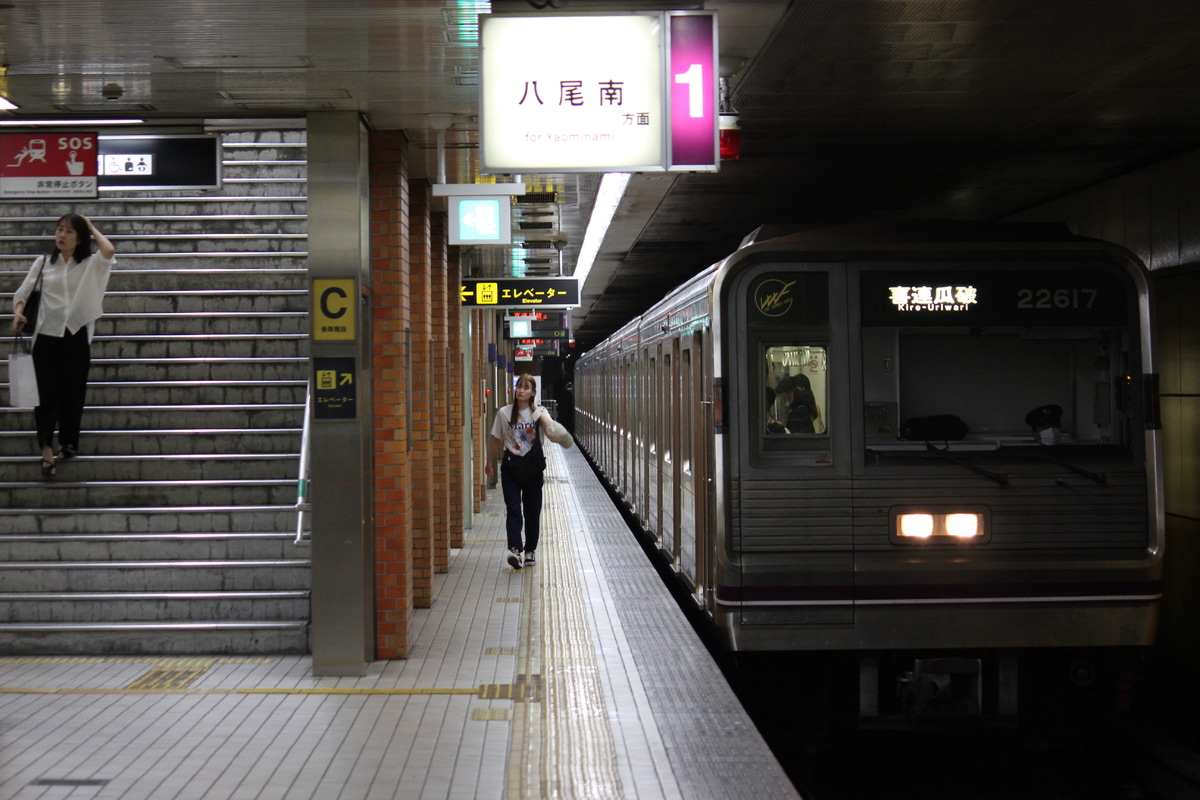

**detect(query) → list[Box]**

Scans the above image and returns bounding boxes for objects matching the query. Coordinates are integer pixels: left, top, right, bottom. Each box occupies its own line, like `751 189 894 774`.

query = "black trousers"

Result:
32 326 91 451
500 456 544 553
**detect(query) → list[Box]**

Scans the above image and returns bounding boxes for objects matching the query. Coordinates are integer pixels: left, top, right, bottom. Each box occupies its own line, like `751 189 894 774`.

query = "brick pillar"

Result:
370 130 412 659
409 180 434 608
473 308 492 511
441 219 466 550
429 212 453 565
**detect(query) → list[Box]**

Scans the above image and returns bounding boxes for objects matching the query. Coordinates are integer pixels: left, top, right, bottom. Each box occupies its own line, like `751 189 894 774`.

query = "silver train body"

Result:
575 223 1163 718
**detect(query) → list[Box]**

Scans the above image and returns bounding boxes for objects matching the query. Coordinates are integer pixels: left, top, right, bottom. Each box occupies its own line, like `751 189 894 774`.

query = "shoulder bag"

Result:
20 256 45 335
501 424 546 483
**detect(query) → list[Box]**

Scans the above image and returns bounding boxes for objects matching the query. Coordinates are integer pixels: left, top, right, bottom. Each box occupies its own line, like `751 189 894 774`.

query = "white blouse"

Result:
13 250 115 343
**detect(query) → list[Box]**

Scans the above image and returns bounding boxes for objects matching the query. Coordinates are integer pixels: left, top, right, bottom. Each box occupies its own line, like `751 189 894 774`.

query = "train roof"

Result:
738 220 1081 250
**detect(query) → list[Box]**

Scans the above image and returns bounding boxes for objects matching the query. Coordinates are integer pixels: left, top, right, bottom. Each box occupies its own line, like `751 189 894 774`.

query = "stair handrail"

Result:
295 378 312 544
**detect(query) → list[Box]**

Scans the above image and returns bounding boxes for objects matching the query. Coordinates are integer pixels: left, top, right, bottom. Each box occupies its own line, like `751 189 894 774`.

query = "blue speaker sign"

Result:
480 11 718 173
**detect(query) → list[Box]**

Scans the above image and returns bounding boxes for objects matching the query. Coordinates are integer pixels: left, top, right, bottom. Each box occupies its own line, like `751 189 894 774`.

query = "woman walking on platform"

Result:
10 213 115 479
485 373 573 569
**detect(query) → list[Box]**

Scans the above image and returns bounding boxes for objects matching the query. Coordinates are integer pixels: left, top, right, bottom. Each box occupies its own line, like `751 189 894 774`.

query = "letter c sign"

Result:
312 278 356 341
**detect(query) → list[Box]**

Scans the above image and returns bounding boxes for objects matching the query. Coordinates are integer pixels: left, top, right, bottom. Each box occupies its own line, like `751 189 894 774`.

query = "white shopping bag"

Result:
8 350 39 407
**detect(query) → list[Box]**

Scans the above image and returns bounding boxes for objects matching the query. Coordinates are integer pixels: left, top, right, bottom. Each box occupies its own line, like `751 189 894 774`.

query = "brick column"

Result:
409 180 434 608
473 308 492 510
441 219 466 550
369 130 412 659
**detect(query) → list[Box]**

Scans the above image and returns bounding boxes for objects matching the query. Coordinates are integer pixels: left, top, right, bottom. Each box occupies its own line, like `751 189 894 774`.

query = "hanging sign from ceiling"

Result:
461 277 580 308
479 11 718 173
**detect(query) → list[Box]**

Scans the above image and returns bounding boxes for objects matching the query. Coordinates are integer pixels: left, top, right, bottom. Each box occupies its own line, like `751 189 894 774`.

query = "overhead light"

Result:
0 96 17 111
574 172 630 291
0 118 144 126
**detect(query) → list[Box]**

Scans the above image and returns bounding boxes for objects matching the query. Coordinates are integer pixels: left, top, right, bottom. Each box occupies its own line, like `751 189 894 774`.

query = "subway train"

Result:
573 221 1163 724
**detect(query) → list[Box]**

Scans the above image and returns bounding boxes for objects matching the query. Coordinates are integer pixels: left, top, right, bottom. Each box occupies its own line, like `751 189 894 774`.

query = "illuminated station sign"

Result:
461 278 580 308
480 11 718 172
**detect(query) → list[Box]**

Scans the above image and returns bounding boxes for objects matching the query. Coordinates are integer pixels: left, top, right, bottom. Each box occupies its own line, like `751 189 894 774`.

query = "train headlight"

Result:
898 514 934 538
892 507 989 544
944 513 980 538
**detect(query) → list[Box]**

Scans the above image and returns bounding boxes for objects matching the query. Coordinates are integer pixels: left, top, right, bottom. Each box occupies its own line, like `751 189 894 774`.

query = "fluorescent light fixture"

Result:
0 96 17 111
573 171 630 291
0 118 143 126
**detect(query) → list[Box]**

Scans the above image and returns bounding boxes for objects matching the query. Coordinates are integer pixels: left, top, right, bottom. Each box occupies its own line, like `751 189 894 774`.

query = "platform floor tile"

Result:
0 445 799 800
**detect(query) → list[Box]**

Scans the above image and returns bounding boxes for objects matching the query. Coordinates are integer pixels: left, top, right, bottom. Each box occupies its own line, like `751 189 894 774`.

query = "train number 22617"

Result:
1017 287 1097 309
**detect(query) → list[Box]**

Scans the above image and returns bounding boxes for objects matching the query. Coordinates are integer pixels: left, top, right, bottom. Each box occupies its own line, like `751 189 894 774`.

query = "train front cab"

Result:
715 234 1164 724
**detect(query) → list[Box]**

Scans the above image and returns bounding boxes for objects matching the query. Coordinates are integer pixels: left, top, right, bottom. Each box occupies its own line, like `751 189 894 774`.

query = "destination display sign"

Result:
859 268 1130 327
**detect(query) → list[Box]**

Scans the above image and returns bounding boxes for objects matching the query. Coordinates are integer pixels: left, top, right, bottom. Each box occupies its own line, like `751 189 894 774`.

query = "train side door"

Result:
679 338 696 574
662 344 678 561
685 330 712 601
648 348 662 542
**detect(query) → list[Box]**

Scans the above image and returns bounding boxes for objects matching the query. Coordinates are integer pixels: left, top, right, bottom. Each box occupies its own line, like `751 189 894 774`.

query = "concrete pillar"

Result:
307 111 375 676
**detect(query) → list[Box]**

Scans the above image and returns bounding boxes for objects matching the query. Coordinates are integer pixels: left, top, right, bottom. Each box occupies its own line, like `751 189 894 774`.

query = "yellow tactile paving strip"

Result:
540 491 623 798
503 475 625 800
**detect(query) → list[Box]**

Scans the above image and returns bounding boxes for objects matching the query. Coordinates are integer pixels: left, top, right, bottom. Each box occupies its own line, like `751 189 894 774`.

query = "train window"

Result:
763 345 828 436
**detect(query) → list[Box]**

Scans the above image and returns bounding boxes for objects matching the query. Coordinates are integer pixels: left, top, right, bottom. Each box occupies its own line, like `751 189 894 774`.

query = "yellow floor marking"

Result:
0 686 480 696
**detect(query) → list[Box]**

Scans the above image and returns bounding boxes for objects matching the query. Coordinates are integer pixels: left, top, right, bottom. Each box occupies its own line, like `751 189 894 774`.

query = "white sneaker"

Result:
523 551 536 566
506 548 523 569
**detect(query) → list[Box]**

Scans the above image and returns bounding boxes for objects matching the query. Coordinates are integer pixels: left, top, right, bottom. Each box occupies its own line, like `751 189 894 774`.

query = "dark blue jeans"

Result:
500 457 544 553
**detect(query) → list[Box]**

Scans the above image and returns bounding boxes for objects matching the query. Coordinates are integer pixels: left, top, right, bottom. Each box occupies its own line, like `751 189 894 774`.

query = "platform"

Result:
0 444 801 800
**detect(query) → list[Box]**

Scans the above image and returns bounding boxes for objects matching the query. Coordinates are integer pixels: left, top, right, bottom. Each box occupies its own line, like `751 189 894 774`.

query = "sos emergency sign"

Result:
0 133 98 198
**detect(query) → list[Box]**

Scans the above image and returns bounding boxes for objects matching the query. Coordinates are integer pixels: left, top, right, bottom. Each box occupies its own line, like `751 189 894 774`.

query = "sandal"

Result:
57 445 76 462
40 458 56 479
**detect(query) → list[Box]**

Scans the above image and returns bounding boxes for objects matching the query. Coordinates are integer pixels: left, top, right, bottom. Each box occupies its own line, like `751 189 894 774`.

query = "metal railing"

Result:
295 379 312 544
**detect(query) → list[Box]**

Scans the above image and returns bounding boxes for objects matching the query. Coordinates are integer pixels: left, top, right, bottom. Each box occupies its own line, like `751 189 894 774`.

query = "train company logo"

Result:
754 278 797 317
889 284 978 312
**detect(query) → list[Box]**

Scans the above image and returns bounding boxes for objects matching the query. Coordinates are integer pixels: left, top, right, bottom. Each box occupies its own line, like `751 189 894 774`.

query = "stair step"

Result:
0 505 301 534
0 454 298 481
0 429 300 456
0 591 310 623
1 478 299 508
0 622 310 656
0 404 303 431
88 334 308 359
0 559 311 592
0 532 305 560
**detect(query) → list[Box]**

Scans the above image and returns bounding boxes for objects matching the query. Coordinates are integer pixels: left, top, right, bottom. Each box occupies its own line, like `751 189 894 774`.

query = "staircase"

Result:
0 128 311 655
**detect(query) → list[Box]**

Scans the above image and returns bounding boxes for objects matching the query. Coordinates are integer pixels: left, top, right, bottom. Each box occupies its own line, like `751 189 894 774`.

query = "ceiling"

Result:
4 0 1200 350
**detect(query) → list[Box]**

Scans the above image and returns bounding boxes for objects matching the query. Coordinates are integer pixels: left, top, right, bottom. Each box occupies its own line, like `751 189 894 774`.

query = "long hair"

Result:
49 213 92 264
507 373 538 427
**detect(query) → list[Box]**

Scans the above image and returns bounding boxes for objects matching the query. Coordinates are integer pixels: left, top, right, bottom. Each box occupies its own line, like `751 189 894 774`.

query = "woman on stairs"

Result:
10 213 115 479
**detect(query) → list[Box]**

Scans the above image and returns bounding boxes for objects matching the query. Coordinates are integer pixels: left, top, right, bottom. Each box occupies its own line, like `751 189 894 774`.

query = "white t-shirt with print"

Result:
491 404 546 457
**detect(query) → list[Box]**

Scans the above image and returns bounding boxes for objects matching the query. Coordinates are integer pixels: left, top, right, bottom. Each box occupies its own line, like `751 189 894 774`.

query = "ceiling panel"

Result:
1 0 1199 351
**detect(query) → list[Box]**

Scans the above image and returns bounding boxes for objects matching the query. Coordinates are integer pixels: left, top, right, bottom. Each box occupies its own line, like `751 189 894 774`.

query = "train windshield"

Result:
859 265 1139 462
764 346 828 435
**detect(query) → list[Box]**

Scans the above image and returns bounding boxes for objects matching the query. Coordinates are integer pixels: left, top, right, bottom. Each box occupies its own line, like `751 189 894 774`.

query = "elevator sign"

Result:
0 132 98 198
480 11 718 172
461 278 580 308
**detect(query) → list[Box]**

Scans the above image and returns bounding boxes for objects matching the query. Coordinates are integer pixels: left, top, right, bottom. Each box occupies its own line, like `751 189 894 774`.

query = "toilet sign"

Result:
0 132 98 198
